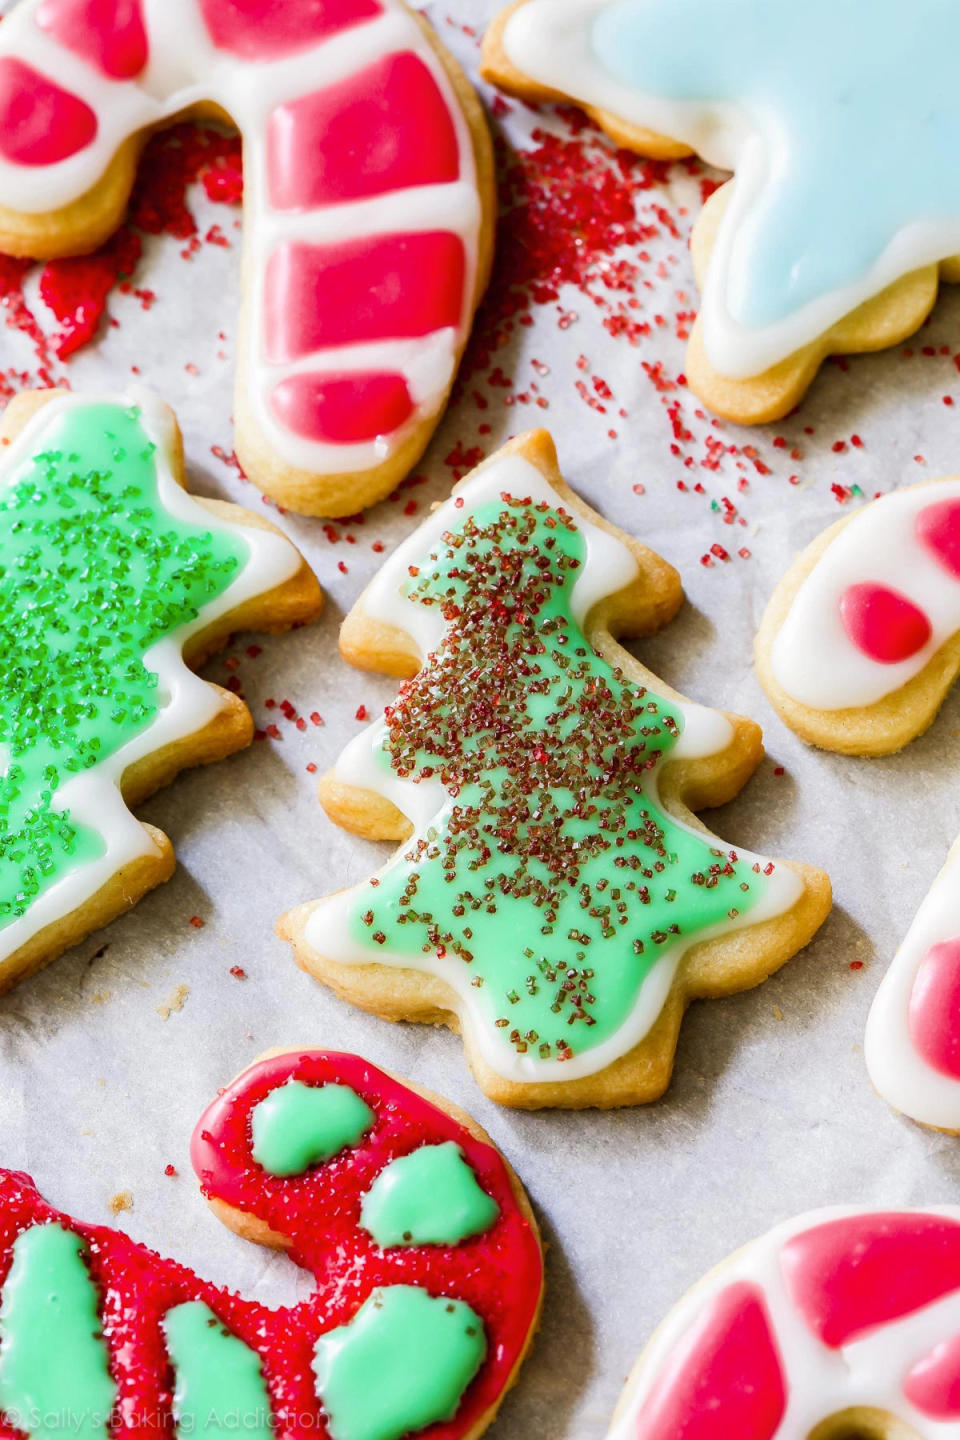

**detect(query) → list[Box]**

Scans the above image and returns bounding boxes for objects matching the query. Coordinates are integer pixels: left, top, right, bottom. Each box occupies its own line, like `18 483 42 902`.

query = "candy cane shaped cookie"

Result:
482 0 960 426
756 479 960 754
607 1206 960 1439
0 0 494 516
0 386 322 993
0 1049 543 1440
865 837 960 1133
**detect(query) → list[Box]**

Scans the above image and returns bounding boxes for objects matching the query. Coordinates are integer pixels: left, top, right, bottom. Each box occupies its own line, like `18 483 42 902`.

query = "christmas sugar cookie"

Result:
605 1206 960 1439
0 0 495 517
866 837 960 1133
482 0 960 425
756 478 960 755
278 431 832 1110
0 1047 543 1439
0 387 322 993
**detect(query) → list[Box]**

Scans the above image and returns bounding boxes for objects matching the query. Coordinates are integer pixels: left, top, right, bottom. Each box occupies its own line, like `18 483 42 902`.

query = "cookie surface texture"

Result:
0 1048 543 1440
0 0 495 515
482 0 960 423
866 835 960 1133
605 1205 960 1439
279 430 831 1109
756 476 960 754
0 387 322 992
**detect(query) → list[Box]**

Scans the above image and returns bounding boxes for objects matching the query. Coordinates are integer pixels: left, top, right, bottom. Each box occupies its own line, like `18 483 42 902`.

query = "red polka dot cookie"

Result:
0 0 495 517
607 1207 960 1439
0 1048 543 1440
756 478 960 754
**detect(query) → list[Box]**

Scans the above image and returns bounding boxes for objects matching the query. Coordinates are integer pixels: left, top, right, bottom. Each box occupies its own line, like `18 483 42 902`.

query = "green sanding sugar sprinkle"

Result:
348 494 770 1065
0 401 248 928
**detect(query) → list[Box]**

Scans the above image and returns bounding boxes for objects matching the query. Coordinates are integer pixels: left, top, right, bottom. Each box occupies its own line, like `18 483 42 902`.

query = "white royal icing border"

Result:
769 479 960 712
500 0 960 380
306 450 803 1085
0 0 482 477
865 838 960 1132
0 387 301 972
606 1204 960 1440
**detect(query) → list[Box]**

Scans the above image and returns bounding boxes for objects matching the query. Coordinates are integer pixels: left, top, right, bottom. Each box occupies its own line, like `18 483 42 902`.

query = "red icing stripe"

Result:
633 1283 786 1440
909 939 960 1079
0 1052 541 1439
918 497 960 580
265 232 465 361
781 1213 960 1348
36 0 148 81
199 0 382 60
0 58 97 165
271 372 414 444
267 51 460 210
839 582 932 664
906 1335 960 1419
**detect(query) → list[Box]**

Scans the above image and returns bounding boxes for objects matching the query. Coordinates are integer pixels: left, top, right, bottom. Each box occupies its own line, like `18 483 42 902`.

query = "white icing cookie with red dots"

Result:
866 835 960 1133
607 1206 960 1439
756 478 960 754
0 0 495 516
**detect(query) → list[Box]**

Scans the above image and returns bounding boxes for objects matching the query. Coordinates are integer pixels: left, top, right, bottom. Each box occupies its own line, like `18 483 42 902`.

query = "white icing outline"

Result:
606 1204 960 1440
305 451 802 1085
0 0 482 476
501 0 960 379
865 838 960 1132
0 387 301 971
770 479 960 712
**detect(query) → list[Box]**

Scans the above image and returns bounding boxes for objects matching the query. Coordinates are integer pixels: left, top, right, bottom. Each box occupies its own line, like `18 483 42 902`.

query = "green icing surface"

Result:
0 1222 116 1440
313 1285 486 1440
347 495 769 1066
251 1081 375 1177
164 1301 272 1438
0 400 246 931
360 1143 499 1247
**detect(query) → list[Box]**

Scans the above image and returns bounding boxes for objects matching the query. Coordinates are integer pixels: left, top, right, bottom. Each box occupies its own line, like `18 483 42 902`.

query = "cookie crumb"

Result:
772 1005 784 1022
109 1191 133 1215
157 984 190 1020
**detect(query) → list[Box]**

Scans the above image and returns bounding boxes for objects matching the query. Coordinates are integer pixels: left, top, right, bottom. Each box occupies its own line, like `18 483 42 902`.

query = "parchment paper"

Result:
2 4 960 1433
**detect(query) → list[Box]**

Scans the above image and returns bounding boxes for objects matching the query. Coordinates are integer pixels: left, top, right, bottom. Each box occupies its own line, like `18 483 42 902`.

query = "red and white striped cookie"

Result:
608 1207 960 1439
0 0 494 516
756 478 960 754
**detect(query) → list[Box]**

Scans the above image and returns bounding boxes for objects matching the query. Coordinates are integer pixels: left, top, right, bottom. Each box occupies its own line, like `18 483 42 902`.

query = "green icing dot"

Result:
164 1301 272 1438
0 1222 116 1440
346 496 770 1067
360 1143 499 1247
0 401 247 931
251 1081 375 1177
314 1285 486 1440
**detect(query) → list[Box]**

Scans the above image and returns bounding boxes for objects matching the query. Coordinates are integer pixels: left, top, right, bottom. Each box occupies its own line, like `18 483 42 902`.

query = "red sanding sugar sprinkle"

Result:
0 123 241 388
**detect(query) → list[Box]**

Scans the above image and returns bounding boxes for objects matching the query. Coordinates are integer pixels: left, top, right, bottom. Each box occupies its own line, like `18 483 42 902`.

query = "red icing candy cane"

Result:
607 1208 960 1439
0 1050 542 1440
0 0 491 516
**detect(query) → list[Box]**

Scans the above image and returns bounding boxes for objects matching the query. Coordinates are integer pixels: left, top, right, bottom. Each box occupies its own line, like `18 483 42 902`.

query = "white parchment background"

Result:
3 3 960 1433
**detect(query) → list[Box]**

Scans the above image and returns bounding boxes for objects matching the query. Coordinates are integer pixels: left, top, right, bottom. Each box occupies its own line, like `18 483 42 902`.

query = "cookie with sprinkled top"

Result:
0 387 322 993
278 430 832 1110
0 0 495 516
0 1046 543 1439
482 0 960 425
756 476 960 754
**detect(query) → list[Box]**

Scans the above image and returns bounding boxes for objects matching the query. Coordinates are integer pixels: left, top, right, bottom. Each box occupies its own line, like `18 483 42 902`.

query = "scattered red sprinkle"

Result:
229 966 247 980
188 916 204 929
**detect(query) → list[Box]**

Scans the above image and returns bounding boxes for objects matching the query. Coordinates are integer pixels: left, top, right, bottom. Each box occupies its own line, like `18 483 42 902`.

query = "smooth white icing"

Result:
306 451 803 1085
769 480 960 712
0 388 302 972
0 0 481 477
500 0 960 380
606 1204 960 1440
865 839 960 1132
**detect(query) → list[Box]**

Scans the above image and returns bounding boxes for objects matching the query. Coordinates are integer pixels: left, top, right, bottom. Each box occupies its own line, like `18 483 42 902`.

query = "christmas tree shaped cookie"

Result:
482 0 960 425
0 1049 543 1440
0 387 322 992
279 432 831 1109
